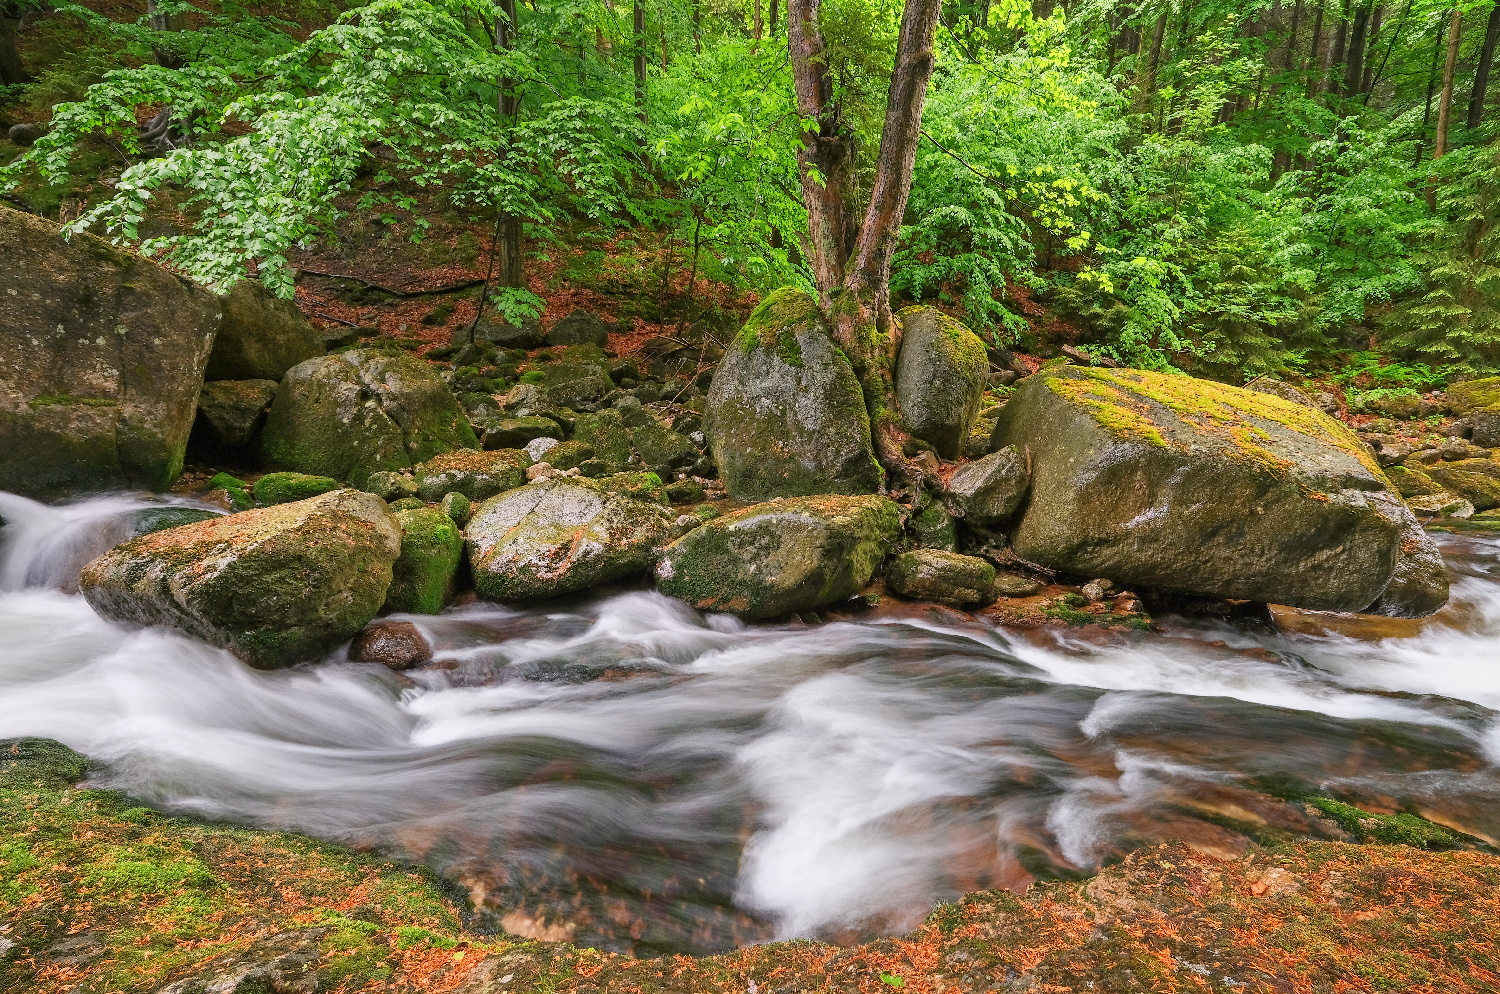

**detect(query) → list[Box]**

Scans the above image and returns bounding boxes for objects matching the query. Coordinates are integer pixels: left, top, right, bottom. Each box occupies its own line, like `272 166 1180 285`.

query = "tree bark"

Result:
753 0 764 45
1435 7 1463 159
1468 1 1500 129
1342 2 1368 96
0 3 28 87
1133 12 1170 114
496 0 523 290
633 0 647 122
1416 14 1444 164
1359 4 1383 94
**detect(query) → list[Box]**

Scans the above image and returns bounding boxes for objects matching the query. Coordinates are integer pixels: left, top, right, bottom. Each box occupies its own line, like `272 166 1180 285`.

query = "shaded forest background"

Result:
1 0 1498 406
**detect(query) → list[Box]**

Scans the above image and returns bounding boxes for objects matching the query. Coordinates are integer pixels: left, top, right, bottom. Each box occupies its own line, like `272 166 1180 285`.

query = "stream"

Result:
2 491 1499 956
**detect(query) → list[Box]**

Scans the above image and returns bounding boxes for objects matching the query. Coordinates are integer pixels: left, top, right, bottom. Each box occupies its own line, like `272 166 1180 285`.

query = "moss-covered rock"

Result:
386 506 464 614
655 494 901 618
206 472 254 511
908 497 957 550
474 415 563 450
570 410 635 471
196 379 278 449
630 421 700 475
205 280 324 382
129 506 223 538
1425 459 1500 511
893 307 989 458
1446 376 1500 414
465 478 675 601
260 350 477 487
705 289 883 500
596 471 669 504
1386 462 1445 498
79 490 402 668
886 549 996 606
254 471 341 507
0 206 221 499
414 448 530 503
992 365 1448 617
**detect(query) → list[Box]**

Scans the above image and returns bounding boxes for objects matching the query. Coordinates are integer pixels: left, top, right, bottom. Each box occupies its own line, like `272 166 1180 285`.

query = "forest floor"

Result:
6 738 1500 994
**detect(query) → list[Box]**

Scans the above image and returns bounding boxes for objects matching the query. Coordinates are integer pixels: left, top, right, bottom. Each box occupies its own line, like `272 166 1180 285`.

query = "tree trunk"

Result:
1307 2 1325 93
1435 7 1463 159
787 0 943 491
1359 4 1383 94
1342 2 1368 96
753 0 764 45
1329 2 1348 96
1416 15 1444 164
0 3 27 87
497 0 523 290
1468 1 1500 129
1133 12 1170 114
633 0 647 122
770 0 780 35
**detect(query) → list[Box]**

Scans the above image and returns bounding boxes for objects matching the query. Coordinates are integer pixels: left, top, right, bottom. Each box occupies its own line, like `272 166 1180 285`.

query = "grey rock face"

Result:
893 307 989 458
544 310 610 346
197 379 278 448
0 206 220 499
465 477 674 601
705 289 883 500
948 445 1031 528
206 280 324 381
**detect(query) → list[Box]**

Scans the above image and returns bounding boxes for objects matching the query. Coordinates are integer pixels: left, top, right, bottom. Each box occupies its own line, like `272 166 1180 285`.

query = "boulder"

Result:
1406 492 1476 518
414 449 530 503
1445 377 1500 416
1424 459 1500 511
197 379 278 449
475 415 562 450
79 490 401 668
991 365 1448 618
655 494 901 619
129 506 222 538
571 410 635 471
630 421 700 476
349 619 432 669
993 572 1042 597
206 281 324 381
886 549 996 607
260 350 477 487
1243 377 1319 410
893 307 989 458
385 505 464 614
254 471 340 506
472 315 544 349
545 310 610 347
465 477 675 601
1384 463 1444 498
948 445 1031 528
705 289 883 500
538 362 614 408
0 205 220 499
908 498 957 550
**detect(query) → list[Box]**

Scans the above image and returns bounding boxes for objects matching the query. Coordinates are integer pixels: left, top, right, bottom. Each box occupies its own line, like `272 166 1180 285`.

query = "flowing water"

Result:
3 492 1500 955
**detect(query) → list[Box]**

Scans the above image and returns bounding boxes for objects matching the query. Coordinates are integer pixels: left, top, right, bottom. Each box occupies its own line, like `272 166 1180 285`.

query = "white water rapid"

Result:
2 491 1498 954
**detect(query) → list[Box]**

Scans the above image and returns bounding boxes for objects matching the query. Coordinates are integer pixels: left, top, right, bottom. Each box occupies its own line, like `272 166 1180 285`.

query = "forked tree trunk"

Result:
787 0 943 490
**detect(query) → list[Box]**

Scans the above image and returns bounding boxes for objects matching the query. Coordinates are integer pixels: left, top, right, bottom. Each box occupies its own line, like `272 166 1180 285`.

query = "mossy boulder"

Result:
596 471 669 504
570 410 634 471
545 309 611 347
385 506 464 614
705 289 883 500
414 448 530 502
630 421 700 475
196 379 278 449
254 471 341 506
1386 462 1445 498
129 506 223 538
474 415 562 450
79 490 401 668
260 350 477 488
465 478 675 601
205 280 324 382
991 365 1448 617
893 306 989 459
886 549 996 606
655 494 901 618
1425 459 1500 511
0 205 221 499
1446 377 1500 415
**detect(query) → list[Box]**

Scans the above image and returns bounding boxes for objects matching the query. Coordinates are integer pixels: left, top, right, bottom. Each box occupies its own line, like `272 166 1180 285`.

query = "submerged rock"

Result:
655 494 901 619
386 506 463 614
80 490 401 668
893 306 989 458
465 477 675 601
991 365 1448 617
205 280 324 381
886 549 996 607
0 205 220 499
197 379 278 449
260 350 477 487
705 289 883 500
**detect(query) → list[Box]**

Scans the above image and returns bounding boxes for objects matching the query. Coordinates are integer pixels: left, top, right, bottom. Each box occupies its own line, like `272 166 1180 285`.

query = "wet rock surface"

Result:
349 619 432 668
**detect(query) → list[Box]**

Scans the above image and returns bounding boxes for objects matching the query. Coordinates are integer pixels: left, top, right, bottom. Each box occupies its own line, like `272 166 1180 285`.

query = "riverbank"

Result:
5 737 1499 994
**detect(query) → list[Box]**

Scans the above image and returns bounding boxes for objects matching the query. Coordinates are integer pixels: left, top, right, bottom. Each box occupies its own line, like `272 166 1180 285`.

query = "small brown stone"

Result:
349 620 432 669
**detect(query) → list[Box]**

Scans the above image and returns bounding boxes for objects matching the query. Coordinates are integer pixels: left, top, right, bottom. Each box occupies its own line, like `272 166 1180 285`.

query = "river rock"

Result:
991 365 1448 617
655 494 901 619
253 471 340 506
1385 463 1443 497
705 289 882 500
349 620 432 669
205 281 324 381
0 205 220 499
129 506 222 538
197 379 278 449
1406 492 1476 517
414 448 530 502
1424 459 1500 511
385 505 464 614
948 445 1031 528
886 549 996 607
476 415 562 450
893 306 988 458
465 477 675 601
79 490 401 668
260 350 477 487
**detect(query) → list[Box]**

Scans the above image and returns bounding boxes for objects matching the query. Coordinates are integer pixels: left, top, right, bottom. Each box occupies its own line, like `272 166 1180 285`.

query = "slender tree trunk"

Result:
496 0 523 290
770 0 780 34
1343 2 1369 96
1417 15 1444 164
753 0 764 45
1435 7 1463 158
0 3 28 86
1329 1 1349 96
1307 2 1326 93
633 0 647 121
1469 1 1500 129
1133 12 1169 113
1360 4 1383 93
